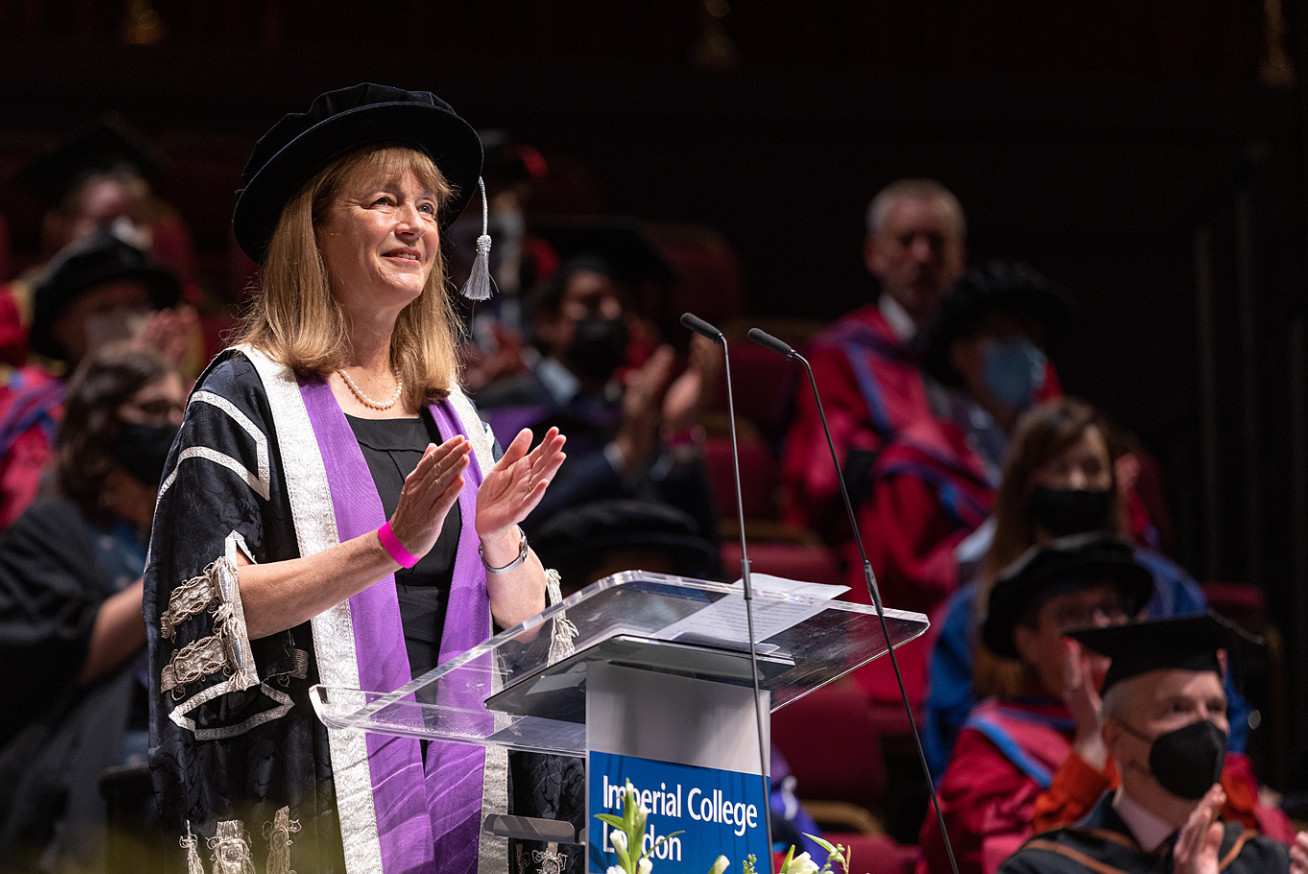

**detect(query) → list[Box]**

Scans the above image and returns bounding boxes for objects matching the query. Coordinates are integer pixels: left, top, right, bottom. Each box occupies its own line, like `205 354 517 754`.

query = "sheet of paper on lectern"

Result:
654 574 848 652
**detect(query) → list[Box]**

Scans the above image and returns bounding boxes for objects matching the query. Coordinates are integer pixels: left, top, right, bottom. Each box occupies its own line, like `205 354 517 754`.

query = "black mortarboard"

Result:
528 217 676 288
14 115 159 206
232 83 484 264
981 532 1153 659
924 259 1076 387
1065 611 1261 695
31 230 181 361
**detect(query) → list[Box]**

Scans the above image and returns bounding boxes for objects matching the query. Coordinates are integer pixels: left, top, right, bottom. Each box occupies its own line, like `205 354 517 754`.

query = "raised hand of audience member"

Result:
1172 785 1226 874
1062 637 1109 772
613 344 675 471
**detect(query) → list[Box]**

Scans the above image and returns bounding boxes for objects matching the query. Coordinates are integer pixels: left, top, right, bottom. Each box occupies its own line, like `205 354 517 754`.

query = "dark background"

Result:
2 0 1306 781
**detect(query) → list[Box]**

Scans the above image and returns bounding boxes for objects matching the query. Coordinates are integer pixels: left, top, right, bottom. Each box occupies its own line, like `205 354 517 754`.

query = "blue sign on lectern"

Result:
588 750 770 873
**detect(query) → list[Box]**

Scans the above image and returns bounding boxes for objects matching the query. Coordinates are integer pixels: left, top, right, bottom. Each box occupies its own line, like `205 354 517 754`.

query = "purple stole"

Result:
298 374 491 874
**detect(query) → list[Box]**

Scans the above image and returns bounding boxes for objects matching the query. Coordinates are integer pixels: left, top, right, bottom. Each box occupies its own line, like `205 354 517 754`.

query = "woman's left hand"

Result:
475 427 567 541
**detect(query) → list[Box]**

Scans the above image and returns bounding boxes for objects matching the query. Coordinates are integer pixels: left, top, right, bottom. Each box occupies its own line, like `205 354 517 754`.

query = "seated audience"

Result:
0 229 186 528
850 260 1070 705
781 178 967 536
2 116 198 369
475 244 720 559
0 343 184 872
923 398 1240 781
917 534 1150 874
998 614 1308 874
919 538 1285 874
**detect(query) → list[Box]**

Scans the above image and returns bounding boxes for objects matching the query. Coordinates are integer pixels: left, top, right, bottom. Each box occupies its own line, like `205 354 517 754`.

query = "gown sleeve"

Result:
143 352 318 833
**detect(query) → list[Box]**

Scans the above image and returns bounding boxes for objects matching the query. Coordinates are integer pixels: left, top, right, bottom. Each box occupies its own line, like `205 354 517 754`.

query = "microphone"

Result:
680 312 772 856
747 327 961 874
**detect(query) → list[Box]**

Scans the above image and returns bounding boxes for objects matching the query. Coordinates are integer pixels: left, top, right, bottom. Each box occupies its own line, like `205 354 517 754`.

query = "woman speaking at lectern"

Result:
144 84 567 874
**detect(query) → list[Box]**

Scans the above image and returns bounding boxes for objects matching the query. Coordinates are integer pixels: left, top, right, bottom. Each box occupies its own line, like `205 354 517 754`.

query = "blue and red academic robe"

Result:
780 304 934 535
848 417 994 708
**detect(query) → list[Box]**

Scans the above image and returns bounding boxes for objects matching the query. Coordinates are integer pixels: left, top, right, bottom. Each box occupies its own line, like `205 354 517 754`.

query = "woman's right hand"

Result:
385 435 471 561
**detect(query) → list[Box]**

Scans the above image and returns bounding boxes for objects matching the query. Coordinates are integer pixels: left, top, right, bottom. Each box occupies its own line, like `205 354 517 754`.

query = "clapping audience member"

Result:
922 397 1241 781
999 614 1308 874
0 230 187 528
476 241 721 560
0 117 196 369
0 344 184 873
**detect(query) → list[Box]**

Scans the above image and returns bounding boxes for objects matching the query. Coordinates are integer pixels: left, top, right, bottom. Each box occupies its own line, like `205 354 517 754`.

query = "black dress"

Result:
347 413 585 874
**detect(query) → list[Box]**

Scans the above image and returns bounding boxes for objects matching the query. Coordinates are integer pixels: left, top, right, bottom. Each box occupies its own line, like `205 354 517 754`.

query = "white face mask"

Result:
83 307 150 353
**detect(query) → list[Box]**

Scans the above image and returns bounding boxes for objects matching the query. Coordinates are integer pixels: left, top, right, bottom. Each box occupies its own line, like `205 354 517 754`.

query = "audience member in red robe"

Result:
919 538 1291 874
780 179 967 537
851 261 1070 708
0 117 200 372
918 534 1153 874
0 231 184 528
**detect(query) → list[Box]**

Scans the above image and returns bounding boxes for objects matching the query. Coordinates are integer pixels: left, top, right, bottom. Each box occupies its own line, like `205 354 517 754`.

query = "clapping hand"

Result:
1172 785 1225 874
476 427 567 541
386 436 472 560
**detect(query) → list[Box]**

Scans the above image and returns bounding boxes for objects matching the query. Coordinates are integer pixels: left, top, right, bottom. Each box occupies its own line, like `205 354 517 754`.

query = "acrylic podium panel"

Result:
310 570 929 757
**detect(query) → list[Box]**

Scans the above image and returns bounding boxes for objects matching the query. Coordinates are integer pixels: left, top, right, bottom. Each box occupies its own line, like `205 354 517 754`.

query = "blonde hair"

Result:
232 144 463 407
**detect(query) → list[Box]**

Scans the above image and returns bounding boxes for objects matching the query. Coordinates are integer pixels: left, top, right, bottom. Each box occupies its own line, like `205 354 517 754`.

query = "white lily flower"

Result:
606 867 624 874
610 830 628 853
785 852 820 874
708 855 731 874
638 859 653 874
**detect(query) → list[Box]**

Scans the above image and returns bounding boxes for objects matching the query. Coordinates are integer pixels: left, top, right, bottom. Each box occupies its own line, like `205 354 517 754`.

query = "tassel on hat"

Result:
458 177 498 302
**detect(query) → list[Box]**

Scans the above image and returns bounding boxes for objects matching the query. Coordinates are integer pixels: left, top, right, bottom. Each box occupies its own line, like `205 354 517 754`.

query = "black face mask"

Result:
116 422 179 487
1123 719 1227 800
1028 485 1115 537
567 317 628 383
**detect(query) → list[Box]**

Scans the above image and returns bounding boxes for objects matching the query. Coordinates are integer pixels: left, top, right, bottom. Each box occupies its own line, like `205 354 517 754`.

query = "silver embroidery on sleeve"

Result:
545 569 578 664
160 568 219 642
208 820 257 874
161 635 229 693
263 806 301 874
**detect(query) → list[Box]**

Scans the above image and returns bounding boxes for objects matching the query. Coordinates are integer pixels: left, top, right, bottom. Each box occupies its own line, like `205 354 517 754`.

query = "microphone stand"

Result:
748 328 960 874
680 312 774 859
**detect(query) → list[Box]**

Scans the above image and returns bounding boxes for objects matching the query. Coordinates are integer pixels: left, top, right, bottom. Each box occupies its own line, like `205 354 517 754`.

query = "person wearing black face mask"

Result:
998 614 1308 874
475 247 722 567
0 342 184 872
923 398 1245 785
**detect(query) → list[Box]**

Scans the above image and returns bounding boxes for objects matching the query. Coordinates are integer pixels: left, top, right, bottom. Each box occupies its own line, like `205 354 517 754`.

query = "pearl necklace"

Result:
338 369 403 411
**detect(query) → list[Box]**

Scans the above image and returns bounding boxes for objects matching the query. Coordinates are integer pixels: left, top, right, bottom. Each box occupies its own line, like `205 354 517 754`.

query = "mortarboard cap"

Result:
1065 611 1261 695
981 532 1153 659
529 217 675 288
14 115 160 206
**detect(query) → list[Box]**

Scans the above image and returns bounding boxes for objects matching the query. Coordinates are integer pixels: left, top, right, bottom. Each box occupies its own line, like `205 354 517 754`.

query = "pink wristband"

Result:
378 521 420 568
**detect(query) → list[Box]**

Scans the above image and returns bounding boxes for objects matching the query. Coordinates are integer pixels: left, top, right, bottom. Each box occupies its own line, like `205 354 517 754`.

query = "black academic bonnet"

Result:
923 260 1075 387
31 230 182 361
232 83 484 264
1066 611 1262 696
981 532 1153 659
14 115 160 205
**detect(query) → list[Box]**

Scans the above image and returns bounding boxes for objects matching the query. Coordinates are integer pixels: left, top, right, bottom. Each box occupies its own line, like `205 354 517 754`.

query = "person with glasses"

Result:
0 343 184 872
143 85 568 874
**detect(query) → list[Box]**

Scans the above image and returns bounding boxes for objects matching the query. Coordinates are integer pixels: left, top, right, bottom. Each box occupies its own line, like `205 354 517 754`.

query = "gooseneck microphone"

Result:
679 312 773 856
746 327 960 874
